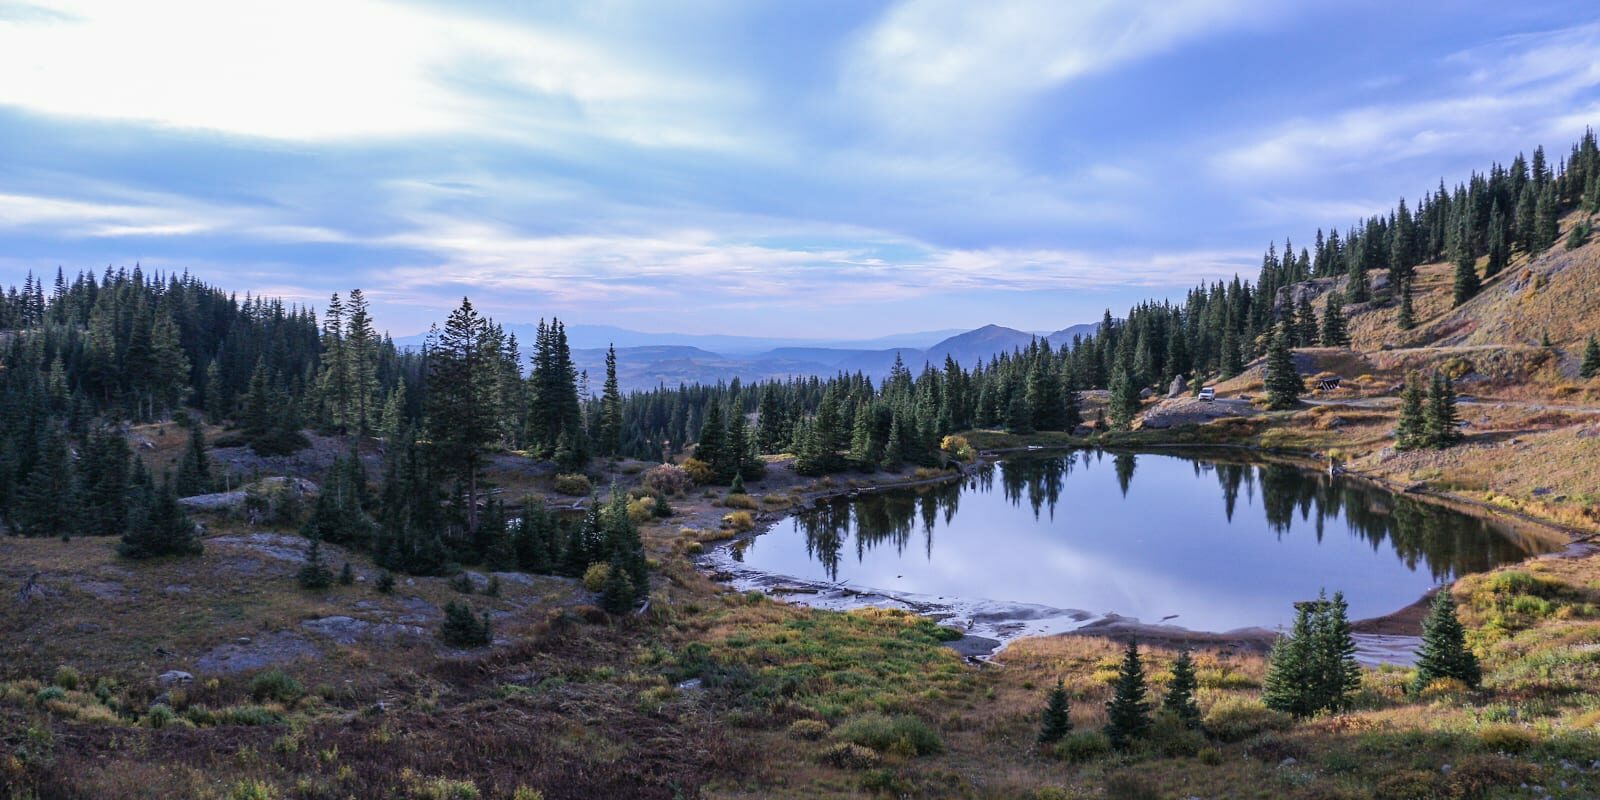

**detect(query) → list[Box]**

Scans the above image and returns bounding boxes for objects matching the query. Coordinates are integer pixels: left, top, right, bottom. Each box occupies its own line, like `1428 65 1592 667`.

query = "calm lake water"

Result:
723 450 1557 634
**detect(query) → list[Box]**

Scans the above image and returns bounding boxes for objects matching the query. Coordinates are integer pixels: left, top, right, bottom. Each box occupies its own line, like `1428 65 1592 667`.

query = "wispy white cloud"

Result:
840 0 1270 141
0 0 743 146
1214 22 1600 179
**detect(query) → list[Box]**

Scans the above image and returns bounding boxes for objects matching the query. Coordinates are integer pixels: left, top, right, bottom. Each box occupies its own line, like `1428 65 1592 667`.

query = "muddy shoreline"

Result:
698 439 1587 664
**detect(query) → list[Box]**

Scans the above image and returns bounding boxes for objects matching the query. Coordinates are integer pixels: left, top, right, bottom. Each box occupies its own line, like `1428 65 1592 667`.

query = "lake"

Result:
711 450 1560 644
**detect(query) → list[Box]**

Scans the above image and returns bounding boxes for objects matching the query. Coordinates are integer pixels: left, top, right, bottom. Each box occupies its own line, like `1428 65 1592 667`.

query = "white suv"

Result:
1198 387 1216 402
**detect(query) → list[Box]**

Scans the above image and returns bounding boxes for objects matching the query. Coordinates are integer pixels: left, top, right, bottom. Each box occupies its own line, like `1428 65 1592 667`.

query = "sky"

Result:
2 0 1599 340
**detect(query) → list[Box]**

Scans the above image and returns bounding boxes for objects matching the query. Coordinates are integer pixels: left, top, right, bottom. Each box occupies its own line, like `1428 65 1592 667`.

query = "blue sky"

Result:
2 0 1598 339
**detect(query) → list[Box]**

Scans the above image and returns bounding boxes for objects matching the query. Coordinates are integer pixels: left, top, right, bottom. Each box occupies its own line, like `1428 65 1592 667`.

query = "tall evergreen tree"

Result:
1262 603 1317 718
426 298 499 535
1103 641 1152 750
1533 182 1559 251
1263 325 1302 410
16 427 73 538
1394 373 1428 451
1397 276 1416 331
1452 222 1481 306
1424 373 1463 448
1038 679 1073 745
119 479 203 559
1162 648 1201 730
598 345 623 459
1411 590 1481 693
344 288 380 433
1320 293 1350 347
1581 335 1600 380
173 420 211 497
1308 591 1361 713
1107 362 1139 431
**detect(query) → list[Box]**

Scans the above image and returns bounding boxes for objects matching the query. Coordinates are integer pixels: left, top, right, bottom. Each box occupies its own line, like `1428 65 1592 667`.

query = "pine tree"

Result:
440 601 492 647
119 479 203 559
173 420 211 497
600 551 637 614
1219 327 1243 378
1394 373 1428 451
1452 224 1480 306
1320 293 1350 347
1581 335 1600 380
1486 203 1509 277
1425 373 1463 448
1262 603 1316 717
598 345 623 458
1533 182 1559 251
1162 648 1201 730
339 562 355 586
1397 277 1415 331
1263 325 1302 410
427 298 499 535
1103 641 1152 750
1107 363 1139 430
1411 590 1481 693
696 402 726 475
1345 256 1370 304
75 428 132 538
298 536 334 589
1308 591 1361 713
1037 679 1073 744
344 289 380 433
16 427 74 538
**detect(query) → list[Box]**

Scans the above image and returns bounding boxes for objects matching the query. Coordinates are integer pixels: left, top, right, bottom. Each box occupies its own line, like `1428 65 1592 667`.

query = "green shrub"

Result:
582 563 612 592
788 719 830 740
146 703 176 729
34 685 66 706
227 779 279 800
1203 696 1293 742
721 510 755 532
819 742 881 770
448 573 475 594
1477 723 1536 754
250 669 303 703
440 601 492 647
52 666 81 691
213 704 287 726
375 570 396 593
552 473 592 496
1197 746 1224 765
722 493 758 510
1052 731 1111 762
1373 769 1441 800
406 775 481 800
1149 710 1205 757
1444 753 1539 797
833 713 943 756
1104 772 1161 800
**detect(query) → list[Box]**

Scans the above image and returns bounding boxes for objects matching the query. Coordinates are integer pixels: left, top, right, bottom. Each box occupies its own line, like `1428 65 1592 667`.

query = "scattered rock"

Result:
158 670 194 686
73 578 130 600
163 584 191 595
212 533 313 563
16 572 54 604
300 615 426 644
1167 374 1188 398
195 630 319 674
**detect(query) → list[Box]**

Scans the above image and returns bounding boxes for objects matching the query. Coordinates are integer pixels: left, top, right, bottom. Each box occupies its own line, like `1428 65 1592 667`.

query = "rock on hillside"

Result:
1137 396 1258 429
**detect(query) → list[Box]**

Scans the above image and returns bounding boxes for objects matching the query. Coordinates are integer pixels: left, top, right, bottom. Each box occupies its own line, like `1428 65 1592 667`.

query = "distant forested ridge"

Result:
612 128 1600 465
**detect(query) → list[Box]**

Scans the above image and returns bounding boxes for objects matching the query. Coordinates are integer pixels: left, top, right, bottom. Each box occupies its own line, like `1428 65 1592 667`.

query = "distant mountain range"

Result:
396 321 1101 393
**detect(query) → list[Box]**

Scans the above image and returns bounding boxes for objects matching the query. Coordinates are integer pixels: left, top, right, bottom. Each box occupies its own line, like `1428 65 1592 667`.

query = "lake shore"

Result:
698 436 1588 664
